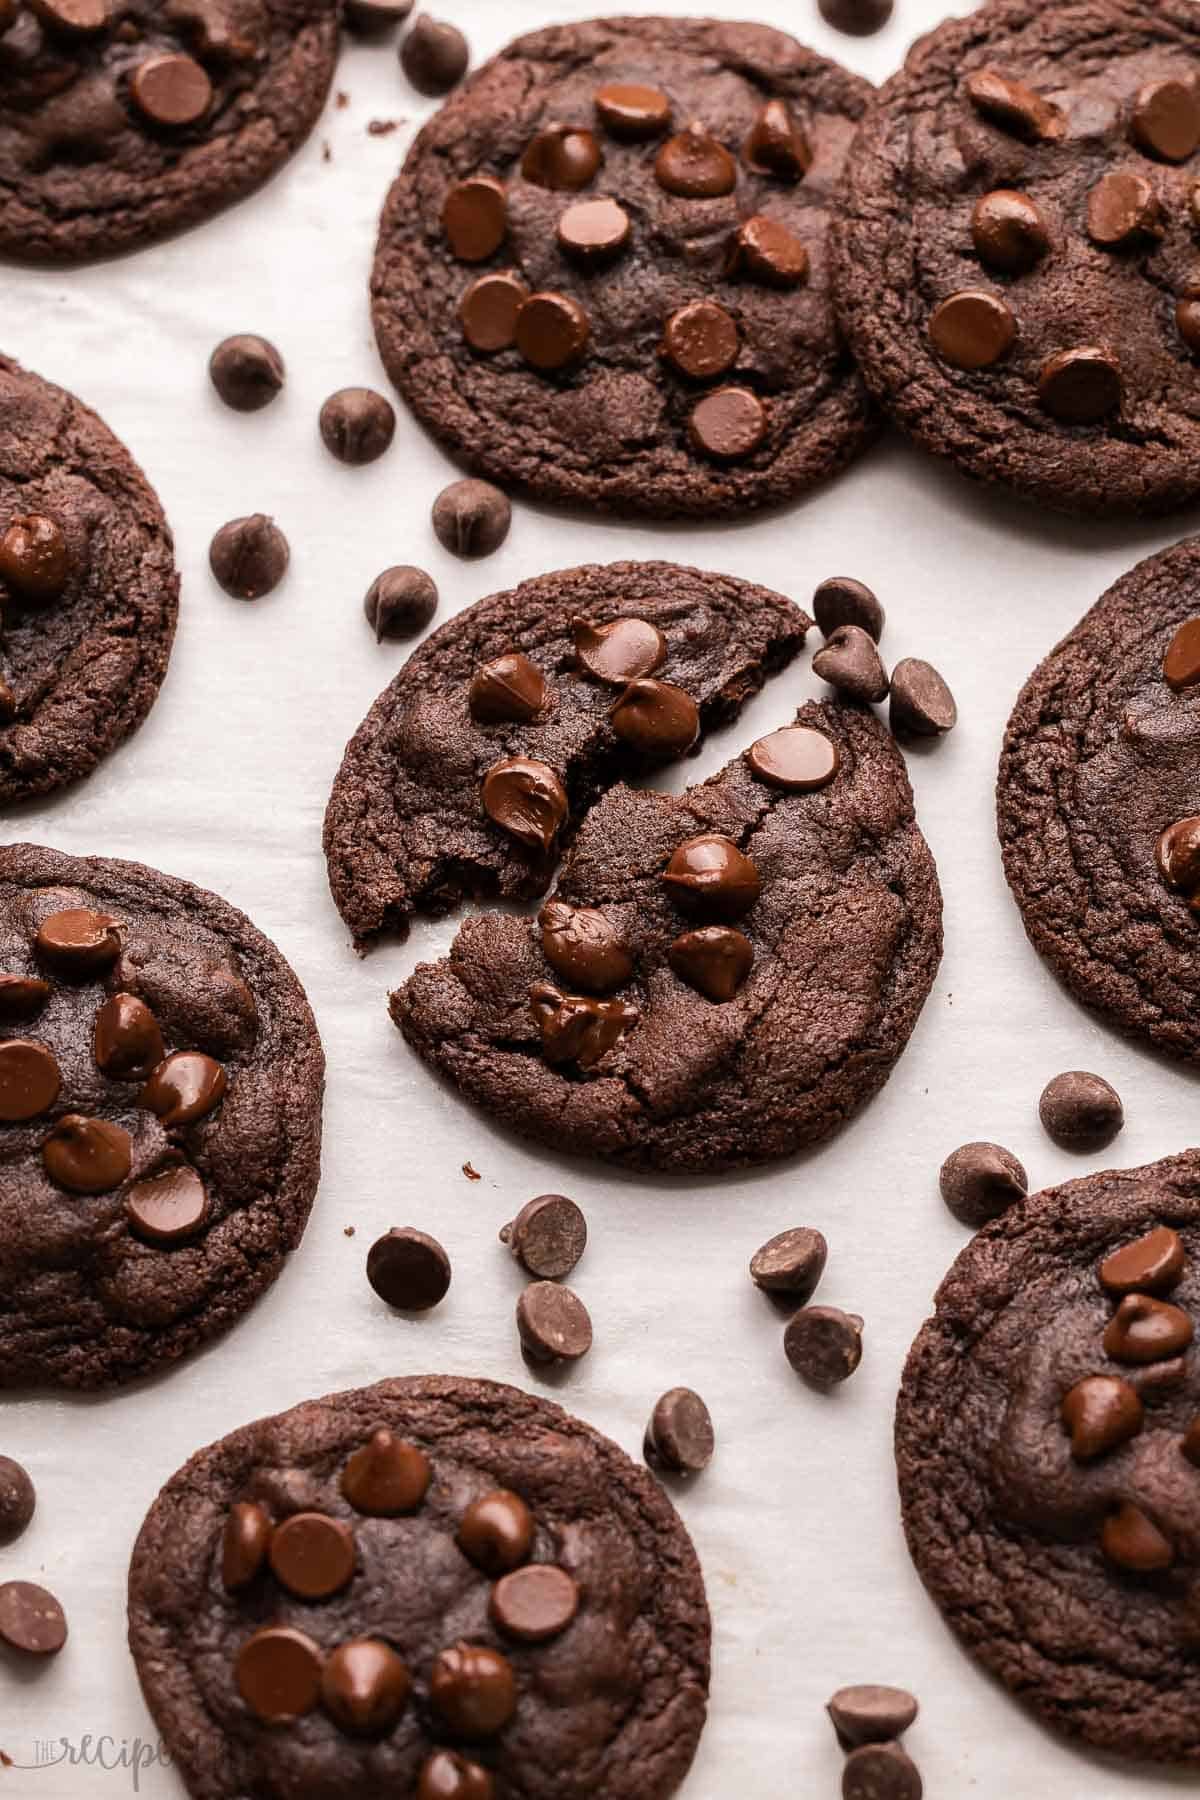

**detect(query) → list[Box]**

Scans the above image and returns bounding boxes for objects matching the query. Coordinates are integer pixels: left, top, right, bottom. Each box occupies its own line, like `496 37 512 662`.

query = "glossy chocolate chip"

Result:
747 725 839 791
963 67 1064 141
1086 171 1161 247
459 271 529 353
828 1685 919 1749
1101 1501 1173 1572
813 624 890 704
235 1626 324 1723
750 1226 827 1300
0 1581 67 1656
655 122 736 197
429 1643 517 1739
221 1500 272 1591
594 82 671 140
0 514 71 600
843 1743 923 1800
1061 1374 1144 1460
644 1387 715 1474
499 1193 588 1280
432 479 511 559
140 1051 227 1127
1100 1227 1186 1297
662 834 760 920
725 215 808 287
400 14 469 96
609 678 699 756
529 982 638 1067
1158 816 1200 896
517 1279 593 1363
0 1038 60 1122
929 289 1016 370
662 300 739 380
1182 1419 1200 1467
209 335 285 412
1039 1070 1123 1150
0 1458 35 1546
889 659 957 736
35 907 120 976
743 98 810 180
818 0 893 34
490 1563 579 1642
970 189 1049 272
30 0 110 32
540 900 633 992
688 387 766 459
1104 1293 1194 1364
125 1164 209 1246
321 1640 411 1736
269 1512 356 1600
521 124 602 190
1038 347 1122 424
0 975 51 1021
557 196 630 264
442 175 507 263
481 757 567 852
366 1227 451 1310
1177 298 1200 354
343 0 413 33
42 1114 131 1194
784 1306 864 1387
668 926 753 1002
209 514 289 599
469 652 545 723
93 991 164 1077
1163 616 1200 690
575 616 666 685
417 1752 495 1800
319 388 395 466
363 566 438 641
341 1429 432 1515
457 1489 534 1575
130 52 212 127
1131 78 1200 161
938 1142 1027 1227
813 577 885 642
515 291 590 371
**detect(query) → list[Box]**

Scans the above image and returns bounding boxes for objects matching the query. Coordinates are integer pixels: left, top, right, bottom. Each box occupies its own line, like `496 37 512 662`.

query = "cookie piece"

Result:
0 842 323 1390
834 0 1200 515
998 534 1200 1063
371 16 877 518
0 0 338 265
324 561 809 949
898 1152 1200 1764
0 354 178 802
128 1374 710 1800
393 701 942 1171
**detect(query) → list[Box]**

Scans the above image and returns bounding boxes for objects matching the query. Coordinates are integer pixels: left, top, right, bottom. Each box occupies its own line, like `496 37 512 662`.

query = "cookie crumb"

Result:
343 1225 356 1238
368 119 399 136
336 90 349 108
462 1161 481 1182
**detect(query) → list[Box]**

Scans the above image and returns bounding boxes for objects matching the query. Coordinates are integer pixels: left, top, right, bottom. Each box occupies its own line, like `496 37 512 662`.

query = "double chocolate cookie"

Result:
324 561 809 950
371 16 876 518
999 535 1200 1063
834 0 1200 515
394 700 942 1172
898 1152 1200 1764
0 353 178 802
0 843 323 1390
128 1375 710 1799
0 0 338 264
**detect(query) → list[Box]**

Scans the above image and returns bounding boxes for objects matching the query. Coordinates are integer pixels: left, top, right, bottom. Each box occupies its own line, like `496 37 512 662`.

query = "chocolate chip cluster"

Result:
1155 614 1200 907
225 1429 582 1800
0 508 73 720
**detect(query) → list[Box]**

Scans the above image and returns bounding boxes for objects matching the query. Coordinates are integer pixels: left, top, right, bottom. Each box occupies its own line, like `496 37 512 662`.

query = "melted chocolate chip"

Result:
0 514 71 601
971 189 1050 273
341 1429 432 1516
125 1164 209 1246
748 725 839 791
442 175 507 263
93 991 163 1077
743 98 810 180
515 291 590 371
221 1500 272 1591
1163 616 1200 690
725 214 808 287
516 1279 593 1363
655 122 736 197
529 981 638 1066
459 271 529 353
556 196 630 264
42 1113 132 1193
1099 1227 1185 1297
469 652 545 723
594 82 671 140
417 1752 495 1800
963 67 1064 141
662 834 760 920
1061 1375 1144 1460
268 1511 356 1600
499 1193 588 1280
1103 1293 1194 1364
1086 171 1162 247
1037 347 1122 424
321 1639 411 1736
235 1626 324 1723
481 757 567 852
929 290 1016 370
609 678 699 756
1158 816 1200 898
0 1038 60 1121
539 899 633 992
490 1563 579 1642
688 387 767 460
130 52 212 127
575 616 666 684
457 1489 534 1575
0 975 51 1022
1130 78 1200 162
662 300 739 380
668 926 753 1002
35 907 121 976
429 1642 517 1739
1101 1501 1173 1572
521 124 602 190
140 1051 227 1127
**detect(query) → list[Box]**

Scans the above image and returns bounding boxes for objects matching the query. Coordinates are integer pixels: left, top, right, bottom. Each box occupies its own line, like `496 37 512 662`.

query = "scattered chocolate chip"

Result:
442 175 507 262
208 334 285 412
521 124 602 190
818 0 893 35
341 1429 431 1515
0 514 71 602
432 478 511 558
209 514 289 599
469 652 544 723
750 1227 828 1301
938 1141 1027 1228
688 387 766 460
125 1164 209 1246
644 1387 714 1474
743 98 810 179
363 566 438 641
0 1581 67 1657
0 976 50 1022
1038 1070 1123 1150
530 983 638 1067
140 1051 227 1127
668 926 753 1002
970 189 1050 273
457 1489 534 1574
490 1563 579 1644
430 1642 517 1738
516 1280 593 1364
1061 1374 1144 1460
725 214 808 286
747 725 839 791
1131 77 1200 161
813 624 889 704
481 757 567 852
515 290 590 371
655 121 737 197
963 67 1064 142
500 1193 588 1280
0 1038 60 1122
827 1685 919 1748
1099 1226 1185 1297
1163 616 1200 690
557 195 630 264
221 1500 272 1591
663 834 760 920
842 1742 923 1800
417 1752 495 1800
321 1639 411 1736
343 0 413 33
1103 1293 1194 1364
459 270 529 353
594 81 671 140
0 1459 34 1547
35 907 120 976
662 299 739 380
268 1511 356 1600
93 991 164 1077
400 13 468 96
366 1227 452 1311
235 1625 323 1723
130 52 211 127
1101 1501 1173 1572
813 577 885 642
784 1306 863 1388
540 900 632 993
319 387 395 465
889 658 957 736
929 289 1016 370
1086 171 1162 247
575 616 666 685
42 1114 131 1194
1037 347 1122 424
609 678 699 757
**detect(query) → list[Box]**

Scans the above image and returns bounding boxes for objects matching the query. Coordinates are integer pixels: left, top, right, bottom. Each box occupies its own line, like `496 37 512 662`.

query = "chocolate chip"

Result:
1100 1226 1185 1297
1131 77 1200 161
209 514 289 599
1086 171 1161 247
0 1458 35 1546
268 1511 356 1600
459 270 529 353
125 1164 209 1246
842 1742 923 1800
321 1639 411 1735
490 1563 579 1643
0 513 71 602
1037 347 1122 424
668 926 753 1002
1103 1293 1194 1364
442 175 507 263
235 1626 323 1723
432 478 511 558
0 1038 60 1122
363 566 438 640
594 82 671 140
35 906 121 976
341 1429 431 1515
366 1227 451 1311
130 52 211 126
656 121 737 197
747 725 840 791
827 1685 919 1748
499 1193 588 1280
1163 616 1200 690
515 290 590 371
417 1752 495 1800
813 624 890 704
1101 1501 1173 1572
575 617 666 686
750 1226 827 1300
0 975 50 1021
400 14 468 95
784 1306 863 1388
0 1581 67 1657
457 1489 534 1574
1038 1070 1123 1150
725 214 808 287
481 757 567 852
1158 816 1200 902
42 1114 131 1194
30 0 109 32
221 1500 272 1591
516 1279 593 1364
94 991 164 1077
963 67 1064 141
1182 1420 1200 1467
813 577 885 643
556 196 630 264
662 299 739 380
521 124 602 190
208 334 285 412
140 1050 227 1127
970 189 1050 273
429 1643 517 1738
343 0 413 33
539 900 632 993
818 0 893 33
743 97 810 179
938 1141 1027 1228
644 1387 714 1474
688 387 766 459
889 659 957 736
662 834 760 920
609 678 699 757
469 652 545 723
929 289 1016 370
530 982 638 1067
319 387 395 465
1178 299 1200 355
1061 1374 1144 1460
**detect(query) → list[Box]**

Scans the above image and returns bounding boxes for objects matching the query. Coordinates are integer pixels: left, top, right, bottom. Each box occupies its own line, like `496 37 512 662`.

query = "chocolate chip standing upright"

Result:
889 658 957 736
1038 1071 1123 1150
750 1226 828 1301
644 1387 714 1474
432 480 511 559
208 335 285 412
813 576 885 642
499 1194 588 1279
209 514 289 600
0 1456 34 1545
784 1305 863 1388
366 1228 452 1311
363 567 438 641
400 14 469 95
938 1141 1028 1227
319 388 396 466
516 1280 592 1365
812 625 890 704
827 1684 919 1748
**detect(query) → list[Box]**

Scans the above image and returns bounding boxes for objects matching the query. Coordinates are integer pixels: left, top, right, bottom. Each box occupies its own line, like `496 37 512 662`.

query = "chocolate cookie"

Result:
898 1152 1200 1764
128 1374 710 1799
324 560 809 950
834 0 1200 515
393 700 942 1172
0 353 178 802
0 0 338 265
370 16 876 518
0 842 323 1390
998 535 1200 1063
